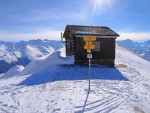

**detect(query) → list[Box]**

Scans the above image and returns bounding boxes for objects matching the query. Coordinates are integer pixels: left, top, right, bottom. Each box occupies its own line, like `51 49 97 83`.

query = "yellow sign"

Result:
83 36 96 53
85 41 93 45
83 36 90 41
84 45 95 49
83 36 96 41
91 36 96 41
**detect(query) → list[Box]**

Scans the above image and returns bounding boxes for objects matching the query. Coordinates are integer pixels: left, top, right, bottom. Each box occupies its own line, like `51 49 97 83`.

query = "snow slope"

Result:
19 51 73 76
0 65 24 79
0 45 150 113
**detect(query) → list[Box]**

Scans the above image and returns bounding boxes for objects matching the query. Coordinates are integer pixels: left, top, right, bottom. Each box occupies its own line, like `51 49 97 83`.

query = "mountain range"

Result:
0 39 63 74
117 39 150 62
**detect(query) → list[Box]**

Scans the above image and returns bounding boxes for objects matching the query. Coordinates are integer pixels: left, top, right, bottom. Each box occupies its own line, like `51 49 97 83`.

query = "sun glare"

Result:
93 0 111 8
91 0 112 15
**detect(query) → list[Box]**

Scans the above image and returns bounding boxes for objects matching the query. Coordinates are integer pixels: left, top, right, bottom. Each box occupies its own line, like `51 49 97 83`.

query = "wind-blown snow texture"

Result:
0 45 150 113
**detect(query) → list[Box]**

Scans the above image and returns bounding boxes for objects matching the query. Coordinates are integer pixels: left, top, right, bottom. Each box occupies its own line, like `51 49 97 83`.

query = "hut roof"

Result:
63 25 120 38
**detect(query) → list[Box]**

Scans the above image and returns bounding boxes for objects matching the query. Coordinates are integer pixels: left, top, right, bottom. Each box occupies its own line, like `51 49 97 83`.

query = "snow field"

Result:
0 45 150 113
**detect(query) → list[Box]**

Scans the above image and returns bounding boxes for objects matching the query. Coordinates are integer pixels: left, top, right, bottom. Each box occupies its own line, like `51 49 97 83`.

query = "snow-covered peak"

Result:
25 45 45 60
0 40 63 63
0 45 21 63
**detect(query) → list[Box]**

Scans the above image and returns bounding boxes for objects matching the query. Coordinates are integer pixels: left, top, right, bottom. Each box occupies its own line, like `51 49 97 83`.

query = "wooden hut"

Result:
62 25 119 66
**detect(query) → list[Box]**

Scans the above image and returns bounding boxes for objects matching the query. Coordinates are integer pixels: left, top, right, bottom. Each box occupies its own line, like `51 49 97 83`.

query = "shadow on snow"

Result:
18 65 128 86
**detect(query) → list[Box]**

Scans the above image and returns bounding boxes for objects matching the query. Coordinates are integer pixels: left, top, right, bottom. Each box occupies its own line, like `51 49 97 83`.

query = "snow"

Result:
0 40 63 64
13 51 22 58
0 45 20 63
117 39 150 62
20 50 73 76
42 46 55 54
0 45 150 113
25 45 45 60
116 46 150 78
75 31 98 34
57 47 66 57
0 65 24 79
0 45 7 56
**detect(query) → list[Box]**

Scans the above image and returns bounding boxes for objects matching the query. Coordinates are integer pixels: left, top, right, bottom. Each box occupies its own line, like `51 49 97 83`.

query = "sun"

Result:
91 0 112 15
93 0 111 8
94 0 102 7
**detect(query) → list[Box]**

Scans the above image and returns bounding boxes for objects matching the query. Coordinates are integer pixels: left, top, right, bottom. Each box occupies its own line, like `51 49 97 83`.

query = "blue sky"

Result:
0 0 150 41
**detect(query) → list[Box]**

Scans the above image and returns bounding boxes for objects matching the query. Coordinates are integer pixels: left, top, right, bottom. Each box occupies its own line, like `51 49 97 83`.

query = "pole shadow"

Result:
82 91 90 112
75 91 90 113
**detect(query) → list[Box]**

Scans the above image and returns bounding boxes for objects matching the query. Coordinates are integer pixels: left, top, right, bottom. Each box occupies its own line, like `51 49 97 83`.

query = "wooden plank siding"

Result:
74 36 116 66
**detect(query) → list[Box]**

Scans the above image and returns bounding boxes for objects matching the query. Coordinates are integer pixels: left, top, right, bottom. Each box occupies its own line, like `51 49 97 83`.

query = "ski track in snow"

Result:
0 45 150 113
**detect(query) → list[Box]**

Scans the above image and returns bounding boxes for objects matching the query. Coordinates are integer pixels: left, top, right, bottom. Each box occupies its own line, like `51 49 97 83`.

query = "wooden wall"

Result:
74 36 116 66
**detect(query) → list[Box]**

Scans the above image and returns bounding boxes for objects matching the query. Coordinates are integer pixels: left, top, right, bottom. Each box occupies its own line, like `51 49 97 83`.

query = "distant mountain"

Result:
117 39 150 62
0 39 64 74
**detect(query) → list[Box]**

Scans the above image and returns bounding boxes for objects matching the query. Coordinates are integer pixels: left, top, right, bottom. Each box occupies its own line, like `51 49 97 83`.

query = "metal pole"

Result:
89 54 91 91
88 36 91 91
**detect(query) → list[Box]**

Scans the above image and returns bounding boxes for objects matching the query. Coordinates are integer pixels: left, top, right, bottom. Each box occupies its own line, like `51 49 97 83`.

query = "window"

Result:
93 41 100 51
